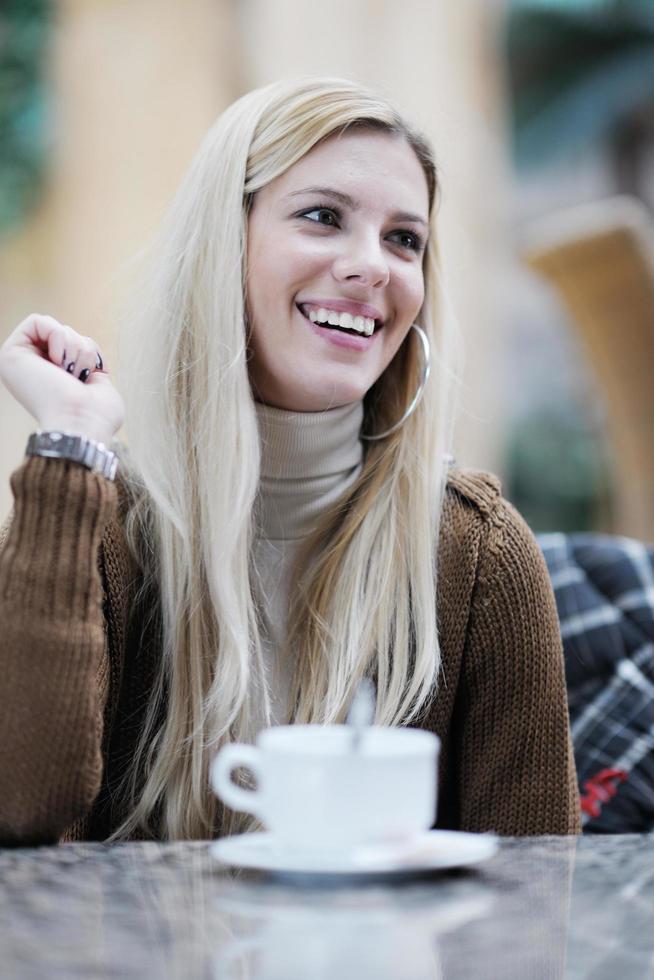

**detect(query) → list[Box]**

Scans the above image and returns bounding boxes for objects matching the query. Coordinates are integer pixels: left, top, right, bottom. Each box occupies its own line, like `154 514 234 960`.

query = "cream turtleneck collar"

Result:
255 399 364 542
252 400 364 728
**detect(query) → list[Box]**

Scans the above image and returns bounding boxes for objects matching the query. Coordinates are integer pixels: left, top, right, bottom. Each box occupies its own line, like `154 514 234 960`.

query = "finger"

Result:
46 324 68 368
21 316 78 370
73 337 100 382
61 334 81 376
49 329 96 380
7 313 63 356
4 315 105 384
25 314 67 351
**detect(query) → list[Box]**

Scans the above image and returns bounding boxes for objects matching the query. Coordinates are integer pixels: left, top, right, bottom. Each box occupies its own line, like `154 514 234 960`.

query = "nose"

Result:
331 231 390 289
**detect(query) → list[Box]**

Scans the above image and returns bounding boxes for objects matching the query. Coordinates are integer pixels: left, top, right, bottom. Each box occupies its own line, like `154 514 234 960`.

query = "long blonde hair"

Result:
112 76 460 841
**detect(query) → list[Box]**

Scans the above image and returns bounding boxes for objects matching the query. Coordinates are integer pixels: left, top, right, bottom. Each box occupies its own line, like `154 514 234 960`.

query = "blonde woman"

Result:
0 77 580 845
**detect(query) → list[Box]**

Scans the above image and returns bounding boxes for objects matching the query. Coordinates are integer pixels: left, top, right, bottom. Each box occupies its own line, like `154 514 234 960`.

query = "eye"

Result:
388 230 424 252
301 206 340 227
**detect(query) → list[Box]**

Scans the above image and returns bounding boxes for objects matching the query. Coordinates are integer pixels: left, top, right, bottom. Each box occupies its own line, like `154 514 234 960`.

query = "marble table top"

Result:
1 833 653 979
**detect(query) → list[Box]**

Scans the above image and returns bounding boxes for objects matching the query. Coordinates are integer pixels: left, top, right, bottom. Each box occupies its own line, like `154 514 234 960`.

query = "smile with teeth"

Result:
304 306 377 337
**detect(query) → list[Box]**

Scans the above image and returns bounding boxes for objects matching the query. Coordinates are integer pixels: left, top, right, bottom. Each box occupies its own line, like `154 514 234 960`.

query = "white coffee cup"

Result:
210 724 440 850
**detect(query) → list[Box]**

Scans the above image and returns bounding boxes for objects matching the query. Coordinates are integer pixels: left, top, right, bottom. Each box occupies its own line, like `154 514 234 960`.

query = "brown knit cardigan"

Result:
0 456 581 845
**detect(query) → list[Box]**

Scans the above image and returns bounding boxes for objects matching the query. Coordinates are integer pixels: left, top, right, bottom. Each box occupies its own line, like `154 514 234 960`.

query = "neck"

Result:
255 400 364 541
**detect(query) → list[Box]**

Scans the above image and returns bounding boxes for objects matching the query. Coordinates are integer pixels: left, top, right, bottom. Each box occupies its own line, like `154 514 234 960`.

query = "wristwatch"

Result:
26 431 118 481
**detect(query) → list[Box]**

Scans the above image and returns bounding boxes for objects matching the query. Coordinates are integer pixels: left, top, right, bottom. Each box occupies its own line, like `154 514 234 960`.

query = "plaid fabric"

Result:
538 533 654 832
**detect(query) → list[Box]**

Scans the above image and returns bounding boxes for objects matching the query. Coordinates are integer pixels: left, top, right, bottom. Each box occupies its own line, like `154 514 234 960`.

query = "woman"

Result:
0 77 580 844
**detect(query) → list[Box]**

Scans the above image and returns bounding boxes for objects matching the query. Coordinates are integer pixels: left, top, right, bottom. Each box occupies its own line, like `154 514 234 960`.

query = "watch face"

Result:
28 431 71 457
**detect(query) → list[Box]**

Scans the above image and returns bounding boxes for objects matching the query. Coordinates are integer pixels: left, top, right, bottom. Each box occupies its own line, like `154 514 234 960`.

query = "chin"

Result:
305 380 368 411
318 365 377 407
255 366 373 412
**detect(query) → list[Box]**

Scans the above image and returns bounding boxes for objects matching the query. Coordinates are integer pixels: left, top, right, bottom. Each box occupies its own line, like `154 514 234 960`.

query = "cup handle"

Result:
210 744 264 818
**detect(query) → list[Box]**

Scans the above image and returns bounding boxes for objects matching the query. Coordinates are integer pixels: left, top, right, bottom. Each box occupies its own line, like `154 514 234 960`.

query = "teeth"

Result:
305 306 376 336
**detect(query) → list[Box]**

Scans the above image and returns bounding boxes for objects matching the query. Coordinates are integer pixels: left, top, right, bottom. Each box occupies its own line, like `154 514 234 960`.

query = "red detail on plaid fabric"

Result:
580 768 628 819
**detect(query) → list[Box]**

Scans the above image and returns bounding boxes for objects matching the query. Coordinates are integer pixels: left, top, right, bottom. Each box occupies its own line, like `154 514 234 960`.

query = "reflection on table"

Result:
1 835 653 979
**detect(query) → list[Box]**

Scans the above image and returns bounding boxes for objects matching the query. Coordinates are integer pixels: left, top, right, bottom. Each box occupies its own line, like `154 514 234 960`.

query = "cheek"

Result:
248 249 284 313
250 241 325 317
399 268 426 323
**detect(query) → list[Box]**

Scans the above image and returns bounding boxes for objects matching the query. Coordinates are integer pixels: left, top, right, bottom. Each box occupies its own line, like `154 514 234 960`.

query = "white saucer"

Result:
210 830 498 878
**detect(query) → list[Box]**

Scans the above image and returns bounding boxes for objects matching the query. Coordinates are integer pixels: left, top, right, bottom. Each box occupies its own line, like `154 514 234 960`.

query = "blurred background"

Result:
1 0 652 540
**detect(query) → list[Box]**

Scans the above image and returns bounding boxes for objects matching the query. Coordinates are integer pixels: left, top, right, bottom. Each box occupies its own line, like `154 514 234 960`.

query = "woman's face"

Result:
245 129 430 412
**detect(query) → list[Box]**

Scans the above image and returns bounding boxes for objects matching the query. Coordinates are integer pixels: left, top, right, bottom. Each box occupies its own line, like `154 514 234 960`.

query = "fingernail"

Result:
79 368 90 383
61 349 67 366
66 361 75 373
96 353 103 371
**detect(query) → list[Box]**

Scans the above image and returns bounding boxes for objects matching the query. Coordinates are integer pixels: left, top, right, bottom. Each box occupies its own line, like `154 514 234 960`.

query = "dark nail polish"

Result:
66 361 75 373
61 349 67 366
96 353 103 371
79 368 90 383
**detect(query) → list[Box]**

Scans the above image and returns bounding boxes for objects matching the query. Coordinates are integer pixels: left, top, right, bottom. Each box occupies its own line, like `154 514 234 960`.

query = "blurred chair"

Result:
524 196 654 544
539 531 654 833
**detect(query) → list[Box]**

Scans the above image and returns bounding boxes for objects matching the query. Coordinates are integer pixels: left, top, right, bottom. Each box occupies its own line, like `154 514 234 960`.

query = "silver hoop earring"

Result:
361 323 431 441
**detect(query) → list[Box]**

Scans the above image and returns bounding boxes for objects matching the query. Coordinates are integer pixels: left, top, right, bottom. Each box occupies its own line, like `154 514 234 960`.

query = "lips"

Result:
296 303 379 351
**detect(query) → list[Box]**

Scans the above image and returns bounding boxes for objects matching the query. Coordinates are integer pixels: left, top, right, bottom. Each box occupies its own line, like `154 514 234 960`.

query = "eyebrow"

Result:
287 186 428 227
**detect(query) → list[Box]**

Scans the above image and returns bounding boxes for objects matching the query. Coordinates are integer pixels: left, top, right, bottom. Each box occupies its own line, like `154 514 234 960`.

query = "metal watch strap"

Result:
26 431 118 481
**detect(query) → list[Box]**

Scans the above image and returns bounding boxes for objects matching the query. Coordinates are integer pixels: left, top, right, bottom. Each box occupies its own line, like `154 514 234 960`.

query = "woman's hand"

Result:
0 314 125 445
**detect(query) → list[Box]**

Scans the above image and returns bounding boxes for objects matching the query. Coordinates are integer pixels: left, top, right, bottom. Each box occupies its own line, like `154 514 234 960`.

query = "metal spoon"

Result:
346 677 376 752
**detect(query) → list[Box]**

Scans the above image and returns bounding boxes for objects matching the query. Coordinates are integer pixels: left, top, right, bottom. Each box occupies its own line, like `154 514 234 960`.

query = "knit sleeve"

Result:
0 456 118 845
458 496 581 836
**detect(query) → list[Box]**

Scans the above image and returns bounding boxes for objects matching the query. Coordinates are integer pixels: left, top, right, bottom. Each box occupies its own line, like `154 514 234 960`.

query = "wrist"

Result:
38 414 116 446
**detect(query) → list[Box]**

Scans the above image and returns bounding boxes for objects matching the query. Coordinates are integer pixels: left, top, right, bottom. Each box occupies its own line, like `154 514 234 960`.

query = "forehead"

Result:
265 130 430 217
